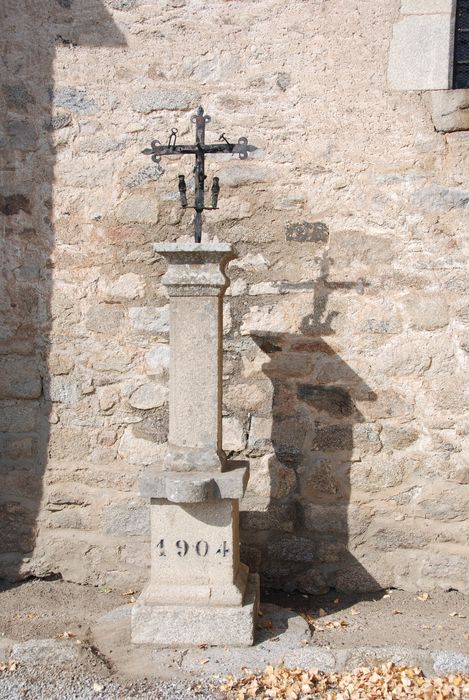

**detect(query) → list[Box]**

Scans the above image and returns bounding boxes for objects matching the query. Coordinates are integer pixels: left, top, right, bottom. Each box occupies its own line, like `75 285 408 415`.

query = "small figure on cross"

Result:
143 106 255 242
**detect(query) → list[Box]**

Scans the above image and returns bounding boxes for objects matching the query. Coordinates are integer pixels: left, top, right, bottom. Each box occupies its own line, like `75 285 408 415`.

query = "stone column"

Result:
157 243 231 472
131 243 259 648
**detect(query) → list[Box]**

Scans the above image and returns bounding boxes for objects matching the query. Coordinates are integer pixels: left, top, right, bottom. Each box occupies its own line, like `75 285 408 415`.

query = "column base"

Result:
131 574 259 647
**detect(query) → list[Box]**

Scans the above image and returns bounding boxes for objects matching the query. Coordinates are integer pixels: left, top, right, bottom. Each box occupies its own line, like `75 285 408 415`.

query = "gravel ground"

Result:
0 668 221 700
1 579 468 697
2 579 468 653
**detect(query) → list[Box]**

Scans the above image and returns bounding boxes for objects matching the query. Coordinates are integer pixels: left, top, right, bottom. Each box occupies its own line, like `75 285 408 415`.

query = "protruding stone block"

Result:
139 462 249 502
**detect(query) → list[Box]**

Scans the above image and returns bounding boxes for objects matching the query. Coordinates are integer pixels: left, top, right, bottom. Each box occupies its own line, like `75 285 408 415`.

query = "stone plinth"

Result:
131 243 258 647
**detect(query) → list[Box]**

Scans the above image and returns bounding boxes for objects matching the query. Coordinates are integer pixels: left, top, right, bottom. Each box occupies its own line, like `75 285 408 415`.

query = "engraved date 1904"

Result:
156 539 230 558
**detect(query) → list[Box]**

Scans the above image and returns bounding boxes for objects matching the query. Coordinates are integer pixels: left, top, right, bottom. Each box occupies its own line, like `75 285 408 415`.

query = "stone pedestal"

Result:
131 243 259 647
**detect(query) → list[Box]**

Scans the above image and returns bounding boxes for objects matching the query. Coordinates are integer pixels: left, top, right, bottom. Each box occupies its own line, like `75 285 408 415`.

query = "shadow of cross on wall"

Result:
0 1 126 581
241 257 381 596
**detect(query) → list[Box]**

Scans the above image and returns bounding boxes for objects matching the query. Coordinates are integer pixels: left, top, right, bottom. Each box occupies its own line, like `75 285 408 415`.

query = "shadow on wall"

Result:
241 255 382 596
0 0 125 581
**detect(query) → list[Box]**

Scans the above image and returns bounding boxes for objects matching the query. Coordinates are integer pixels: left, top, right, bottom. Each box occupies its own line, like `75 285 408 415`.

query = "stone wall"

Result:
1 0 468 594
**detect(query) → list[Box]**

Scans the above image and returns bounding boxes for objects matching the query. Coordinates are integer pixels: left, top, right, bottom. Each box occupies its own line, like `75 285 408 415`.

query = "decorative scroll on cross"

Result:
143 106 255 242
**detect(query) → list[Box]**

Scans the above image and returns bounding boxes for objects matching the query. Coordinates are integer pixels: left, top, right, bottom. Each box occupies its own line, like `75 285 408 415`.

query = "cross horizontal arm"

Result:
144 143 251 156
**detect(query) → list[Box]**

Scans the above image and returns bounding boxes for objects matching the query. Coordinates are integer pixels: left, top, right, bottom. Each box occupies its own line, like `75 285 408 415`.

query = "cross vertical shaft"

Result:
192 107 209 243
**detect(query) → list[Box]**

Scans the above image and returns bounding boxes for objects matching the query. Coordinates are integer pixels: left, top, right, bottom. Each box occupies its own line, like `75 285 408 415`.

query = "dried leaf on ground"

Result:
220 663 469 700
300 613 315 626
257 619 273 630
416 592 430 601
0 661 17 673
316 619 349 631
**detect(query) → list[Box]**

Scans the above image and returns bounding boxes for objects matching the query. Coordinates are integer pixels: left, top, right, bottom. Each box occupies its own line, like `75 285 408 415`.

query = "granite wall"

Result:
1 0 468 594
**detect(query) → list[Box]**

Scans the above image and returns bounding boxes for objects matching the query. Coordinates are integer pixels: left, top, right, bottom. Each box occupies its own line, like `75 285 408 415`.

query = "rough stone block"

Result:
129 306 169 334
6 119 37 150
10 639 81 667
0 401 38 432
101 500 149 537
403 292 449 330
433 651 469 675
116 193 159 224
430 90 469 133
128 383 168 409
130 88 199 113
285 221 329 242
118 427 166 466
99 273 145 301
0 358 42 399
222 415 247 452
131 575 258 647
49 87 97 113
145 344 170 377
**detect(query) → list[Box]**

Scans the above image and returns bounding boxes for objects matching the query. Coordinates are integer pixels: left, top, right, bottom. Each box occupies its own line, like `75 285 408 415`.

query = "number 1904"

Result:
156 539 229 558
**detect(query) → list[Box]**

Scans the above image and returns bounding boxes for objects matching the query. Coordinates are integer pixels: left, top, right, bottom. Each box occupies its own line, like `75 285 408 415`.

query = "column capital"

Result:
154 243 236 297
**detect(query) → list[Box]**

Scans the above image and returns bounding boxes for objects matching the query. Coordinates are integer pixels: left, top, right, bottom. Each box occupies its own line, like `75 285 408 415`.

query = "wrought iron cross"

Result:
143 106 255 242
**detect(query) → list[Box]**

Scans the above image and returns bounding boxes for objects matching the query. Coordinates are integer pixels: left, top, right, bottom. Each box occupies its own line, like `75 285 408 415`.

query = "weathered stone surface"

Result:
283 647 337 671
247 416 272 453
86 305 124 334
46 376 81 405
217 164 270 187
129 306 169 333
128 383 168 409
7 119 38 150
430 90 469 133
285 221 329 242
224 383 270 411
99 273 145 301
223 415 247 452
101 500 149 536
2 0 468 598
410 184 469 211
130 88 199 113
403 292 449 330
0 401 38 432
432 651 469 675
49 87 97 113
10 639 81 666
124 164 165 188
118 426 166 466
2 82 34 110
145 344 170 376
116 193 159 224
250 454 296 499
0 358 42 399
